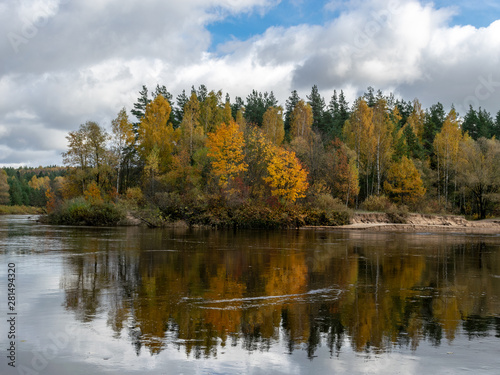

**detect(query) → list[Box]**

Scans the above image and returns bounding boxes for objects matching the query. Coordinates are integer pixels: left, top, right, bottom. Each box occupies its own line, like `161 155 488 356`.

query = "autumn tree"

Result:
343 98 376 198
62 121 110 194
327 139 359 206
179 91 203 159
198 89 224 134
206 120 248 190
0 170 10 205
406 99 426 141
458 137 500 219
290 100 313 141
137 94 179 174
384 156 426 205
111 108 134 193
262 106 285 145
372 98 394 195
433 108 462 207
243 127 272 198
264 145 308 204
28 175 50 191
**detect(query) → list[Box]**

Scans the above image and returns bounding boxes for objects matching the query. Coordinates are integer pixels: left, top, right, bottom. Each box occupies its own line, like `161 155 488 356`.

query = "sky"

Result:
1 0 500 167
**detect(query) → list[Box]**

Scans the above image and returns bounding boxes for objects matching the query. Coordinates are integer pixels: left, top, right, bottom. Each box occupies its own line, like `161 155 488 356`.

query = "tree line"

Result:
4 83 500 220
0 167 66 207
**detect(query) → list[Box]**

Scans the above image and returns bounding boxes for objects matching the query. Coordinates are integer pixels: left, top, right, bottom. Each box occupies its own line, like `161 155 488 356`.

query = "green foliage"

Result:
47 197 124 226
244 90 278 127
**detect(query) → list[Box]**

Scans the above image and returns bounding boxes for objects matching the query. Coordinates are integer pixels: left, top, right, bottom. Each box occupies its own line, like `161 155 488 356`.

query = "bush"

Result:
46 197 124 226
386 204 409 224
361 195 392 212
125 187 146 207
304 193 352 226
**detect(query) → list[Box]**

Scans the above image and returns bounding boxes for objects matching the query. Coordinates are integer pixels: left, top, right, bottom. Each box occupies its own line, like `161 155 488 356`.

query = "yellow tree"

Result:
206 120 248 190
458 137 500 219
433 108 462 206
328 139 360 206
290 100 313 141
262 106 285 145
384 156 426 205
343 98 376 196
372 98 394 195
222 99 233 125
406 99 426 141
199 90 224 134
111 107 135 192
0 170 9 205
179 91 203 159
264 145 309 204
137 94 179 174
28 175 50 191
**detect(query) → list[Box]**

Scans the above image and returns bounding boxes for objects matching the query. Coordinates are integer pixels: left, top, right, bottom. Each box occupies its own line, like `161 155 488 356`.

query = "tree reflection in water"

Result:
59 228 500 358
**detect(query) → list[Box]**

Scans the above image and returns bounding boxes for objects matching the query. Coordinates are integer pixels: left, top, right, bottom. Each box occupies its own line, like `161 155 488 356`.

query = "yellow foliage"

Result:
138 95 179 173
206 120 248 189
262 106 284 145
264 145 309 203
83 181 103 203
384 156 426 204
28 175 50 190
290 100 313 141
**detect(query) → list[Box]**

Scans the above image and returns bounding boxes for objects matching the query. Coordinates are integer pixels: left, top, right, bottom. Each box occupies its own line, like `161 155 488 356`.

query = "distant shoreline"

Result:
304 212 500 234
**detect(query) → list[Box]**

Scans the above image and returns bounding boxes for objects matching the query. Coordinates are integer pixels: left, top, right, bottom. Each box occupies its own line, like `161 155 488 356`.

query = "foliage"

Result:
264 145 309 204
384 156 426 205
290 99 313 141
206 120 248 190
0 170 10 205
137 94 179 173
457 137 500 219
48 83 500 226
262 106 285 145
304 193 352 226
361 195 393 212
47 197 124 226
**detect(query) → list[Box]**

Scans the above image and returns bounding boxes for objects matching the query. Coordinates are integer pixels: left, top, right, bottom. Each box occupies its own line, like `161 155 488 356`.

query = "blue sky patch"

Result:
207 0 500 50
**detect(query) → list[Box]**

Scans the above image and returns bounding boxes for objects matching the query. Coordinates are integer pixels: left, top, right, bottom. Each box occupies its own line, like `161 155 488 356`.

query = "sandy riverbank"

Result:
306 212 500 234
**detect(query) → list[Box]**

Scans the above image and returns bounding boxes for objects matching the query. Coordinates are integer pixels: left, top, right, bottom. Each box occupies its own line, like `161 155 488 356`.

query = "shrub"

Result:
361 195 392 212
47 197 124 226
386 204 409 224
125 187 146 206
304 193 352 226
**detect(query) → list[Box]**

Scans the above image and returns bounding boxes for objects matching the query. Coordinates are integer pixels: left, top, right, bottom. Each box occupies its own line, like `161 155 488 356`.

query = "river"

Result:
1 215 499 374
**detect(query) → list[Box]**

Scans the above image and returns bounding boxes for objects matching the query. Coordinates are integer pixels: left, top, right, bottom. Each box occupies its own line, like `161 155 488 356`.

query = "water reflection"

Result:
56 227 500 359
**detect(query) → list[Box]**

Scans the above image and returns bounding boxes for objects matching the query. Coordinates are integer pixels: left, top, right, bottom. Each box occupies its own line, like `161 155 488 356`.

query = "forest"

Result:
2 84 500 225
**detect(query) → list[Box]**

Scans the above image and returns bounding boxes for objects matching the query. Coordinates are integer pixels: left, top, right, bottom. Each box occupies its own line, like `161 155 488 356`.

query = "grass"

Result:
0 205 43 215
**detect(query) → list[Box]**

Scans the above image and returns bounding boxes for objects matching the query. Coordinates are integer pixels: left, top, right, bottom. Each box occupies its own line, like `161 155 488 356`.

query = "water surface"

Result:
1 215 499 374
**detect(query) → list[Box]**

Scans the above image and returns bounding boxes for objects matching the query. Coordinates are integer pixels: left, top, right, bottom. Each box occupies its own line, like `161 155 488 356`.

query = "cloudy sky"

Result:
1 0 500 167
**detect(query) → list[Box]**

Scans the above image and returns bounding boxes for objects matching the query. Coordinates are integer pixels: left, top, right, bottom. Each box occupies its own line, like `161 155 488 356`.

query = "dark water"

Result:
1 215 500 374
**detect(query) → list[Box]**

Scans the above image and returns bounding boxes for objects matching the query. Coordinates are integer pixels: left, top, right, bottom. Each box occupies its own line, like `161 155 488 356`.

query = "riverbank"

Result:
0 205 43 215
306 212 500 234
